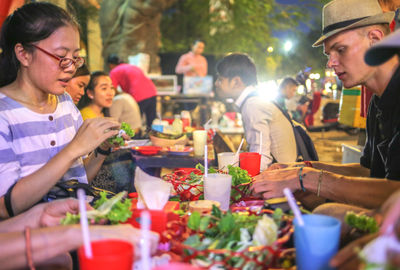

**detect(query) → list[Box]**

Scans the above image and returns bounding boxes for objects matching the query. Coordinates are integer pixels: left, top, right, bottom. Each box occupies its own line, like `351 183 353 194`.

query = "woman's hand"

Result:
266 162 305 171
251 167 307 198
380 189 400 236
68 118 120 158
90 224 159 258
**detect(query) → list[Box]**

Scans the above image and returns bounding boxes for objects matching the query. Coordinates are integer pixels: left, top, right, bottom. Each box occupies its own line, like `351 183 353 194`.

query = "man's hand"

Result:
251 167 308 198
330 233 377 269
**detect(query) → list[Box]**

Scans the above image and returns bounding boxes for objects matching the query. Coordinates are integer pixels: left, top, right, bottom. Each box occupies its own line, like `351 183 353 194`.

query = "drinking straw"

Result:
77 189 93 258
283 188 304 226
235 138 244 157
204 144 208 178
140 211 151 270
259 131 262 155
204 118 212 128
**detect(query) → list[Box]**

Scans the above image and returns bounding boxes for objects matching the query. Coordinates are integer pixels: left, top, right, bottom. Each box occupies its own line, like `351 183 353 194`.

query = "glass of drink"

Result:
217 152 239 173
204 173 232 211
193 130 207 156
239 152 261 177
78 239 134 270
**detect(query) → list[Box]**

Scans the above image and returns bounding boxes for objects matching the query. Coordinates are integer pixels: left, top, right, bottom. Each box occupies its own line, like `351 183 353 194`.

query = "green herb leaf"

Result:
188 211 201 230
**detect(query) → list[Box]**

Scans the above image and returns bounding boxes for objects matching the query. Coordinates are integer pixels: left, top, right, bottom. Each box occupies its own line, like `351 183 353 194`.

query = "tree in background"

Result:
161 0 329 80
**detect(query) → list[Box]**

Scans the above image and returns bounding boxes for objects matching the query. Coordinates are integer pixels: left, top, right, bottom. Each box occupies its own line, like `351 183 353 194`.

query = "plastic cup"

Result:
294 214 341 270
126 209 167 239
193 130 207 156
239 152 261 177
153 262 202 270
78 239 134 270
218 152 239 172
204 173 232 211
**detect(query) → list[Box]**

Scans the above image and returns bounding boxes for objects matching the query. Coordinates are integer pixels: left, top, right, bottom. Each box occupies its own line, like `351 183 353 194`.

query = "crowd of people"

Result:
0 0 399 269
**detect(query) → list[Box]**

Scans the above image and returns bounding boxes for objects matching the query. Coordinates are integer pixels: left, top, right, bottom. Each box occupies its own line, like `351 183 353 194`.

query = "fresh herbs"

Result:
345 211 379 234
108 122 135 146
60 191 132 225
183 206 281 268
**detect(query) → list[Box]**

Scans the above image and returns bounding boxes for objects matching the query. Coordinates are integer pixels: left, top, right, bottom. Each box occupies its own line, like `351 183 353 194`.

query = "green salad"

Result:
108 122 135 146
61 191 132 225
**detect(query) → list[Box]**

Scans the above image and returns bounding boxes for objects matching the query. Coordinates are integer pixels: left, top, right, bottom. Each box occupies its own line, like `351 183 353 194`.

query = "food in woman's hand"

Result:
345 211 379 234
60 191 132 225
108 122 135 146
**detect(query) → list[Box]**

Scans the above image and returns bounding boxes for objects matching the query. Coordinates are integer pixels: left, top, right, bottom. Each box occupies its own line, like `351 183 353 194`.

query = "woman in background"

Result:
78 71 115 120
65 64 90 104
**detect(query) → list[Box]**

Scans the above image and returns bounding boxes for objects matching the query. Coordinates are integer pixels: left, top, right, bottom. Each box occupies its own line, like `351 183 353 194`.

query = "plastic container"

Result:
172 114 183 134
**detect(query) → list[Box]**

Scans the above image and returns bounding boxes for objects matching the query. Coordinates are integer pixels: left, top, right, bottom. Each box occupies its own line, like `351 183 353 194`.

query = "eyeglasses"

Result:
31 44 85 69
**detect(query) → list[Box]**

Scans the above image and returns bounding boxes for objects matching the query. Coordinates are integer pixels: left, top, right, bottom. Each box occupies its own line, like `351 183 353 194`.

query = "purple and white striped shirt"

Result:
0 92 87 196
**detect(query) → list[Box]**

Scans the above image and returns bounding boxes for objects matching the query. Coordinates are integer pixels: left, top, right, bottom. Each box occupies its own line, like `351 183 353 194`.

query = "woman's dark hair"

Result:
73 63 90 78
216 53 257 86
77 71 111 116
0 2 79 87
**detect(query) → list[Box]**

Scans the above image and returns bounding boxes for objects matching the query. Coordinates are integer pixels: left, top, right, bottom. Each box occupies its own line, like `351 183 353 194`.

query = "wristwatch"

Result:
95 146 111 156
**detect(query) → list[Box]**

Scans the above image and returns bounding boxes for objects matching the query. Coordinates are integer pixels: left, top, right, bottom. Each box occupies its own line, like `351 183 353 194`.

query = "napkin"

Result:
134 167 172 210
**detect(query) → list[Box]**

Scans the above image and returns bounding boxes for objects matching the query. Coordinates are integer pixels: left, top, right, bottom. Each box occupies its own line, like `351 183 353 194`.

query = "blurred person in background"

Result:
215 53 297 170
65 64 90 105
107 55 157 129
175 40 208 77
109 88 142 135
78 71 115 120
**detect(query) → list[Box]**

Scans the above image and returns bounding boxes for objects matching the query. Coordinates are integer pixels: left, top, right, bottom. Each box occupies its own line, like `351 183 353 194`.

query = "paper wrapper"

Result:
134 167 172 210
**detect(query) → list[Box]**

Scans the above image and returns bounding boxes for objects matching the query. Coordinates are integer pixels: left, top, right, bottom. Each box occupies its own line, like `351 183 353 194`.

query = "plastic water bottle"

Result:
172 114 183 134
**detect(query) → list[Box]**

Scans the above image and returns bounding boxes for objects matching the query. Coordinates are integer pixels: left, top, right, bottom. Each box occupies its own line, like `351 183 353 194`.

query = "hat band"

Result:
322 16 368 35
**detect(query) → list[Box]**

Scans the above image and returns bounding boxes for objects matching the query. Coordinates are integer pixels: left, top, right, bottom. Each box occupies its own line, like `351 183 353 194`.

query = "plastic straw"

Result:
235 138 244 157
204 144 208 178
283 188 304 226
140 211 151 270
77 189 93 258
259 131 262 155
204 118 212 128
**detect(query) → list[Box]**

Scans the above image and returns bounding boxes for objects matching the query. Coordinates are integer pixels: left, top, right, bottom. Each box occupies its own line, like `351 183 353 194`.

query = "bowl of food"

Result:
149 130 188 147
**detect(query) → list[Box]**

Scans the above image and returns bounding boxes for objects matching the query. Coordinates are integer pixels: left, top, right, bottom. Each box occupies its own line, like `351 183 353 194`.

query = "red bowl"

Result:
133 146 162 155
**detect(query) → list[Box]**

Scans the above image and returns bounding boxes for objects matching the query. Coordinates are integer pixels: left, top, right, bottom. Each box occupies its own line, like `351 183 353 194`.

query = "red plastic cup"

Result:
152 262 202 270
78 240 133 270
126 209 167 238
239 152 261 177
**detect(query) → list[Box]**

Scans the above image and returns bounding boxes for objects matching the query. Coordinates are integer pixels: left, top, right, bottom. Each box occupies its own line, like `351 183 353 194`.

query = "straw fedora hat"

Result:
313 0 394 47
365 29 400 66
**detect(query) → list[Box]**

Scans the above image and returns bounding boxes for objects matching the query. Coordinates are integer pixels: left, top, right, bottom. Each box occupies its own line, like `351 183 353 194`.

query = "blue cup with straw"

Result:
284 188 341 270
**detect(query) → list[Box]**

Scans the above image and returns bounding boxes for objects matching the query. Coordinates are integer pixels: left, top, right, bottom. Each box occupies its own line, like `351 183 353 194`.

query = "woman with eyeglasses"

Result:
0 2 121 218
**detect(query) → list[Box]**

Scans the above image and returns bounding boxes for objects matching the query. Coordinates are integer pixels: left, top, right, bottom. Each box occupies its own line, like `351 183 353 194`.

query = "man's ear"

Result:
231 76 244 88
14 43 31 67
368 28 385 46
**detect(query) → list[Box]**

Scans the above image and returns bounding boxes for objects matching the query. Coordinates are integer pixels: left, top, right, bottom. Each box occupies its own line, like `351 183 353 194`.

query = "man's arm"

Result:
252 167 400 209
175 54 192 74
312 161 370 177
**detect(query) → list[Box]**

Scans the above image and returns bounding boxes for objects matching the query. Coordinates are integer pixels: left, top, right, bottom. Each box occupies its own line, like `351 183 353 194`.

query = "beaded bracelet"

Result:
298 166 306 192
304 161 313 167
25 227 36 270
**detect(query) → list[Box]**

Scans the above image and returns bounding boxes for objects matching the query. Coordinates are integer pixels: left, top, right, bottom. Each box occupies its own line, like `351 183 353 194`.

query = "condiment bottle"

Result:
172 114 183 134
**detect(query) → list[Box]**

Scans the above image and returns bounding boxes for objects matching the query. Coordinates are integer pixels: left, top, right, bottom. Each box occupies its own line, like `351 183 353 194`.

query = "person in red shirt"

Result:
107 55 157 129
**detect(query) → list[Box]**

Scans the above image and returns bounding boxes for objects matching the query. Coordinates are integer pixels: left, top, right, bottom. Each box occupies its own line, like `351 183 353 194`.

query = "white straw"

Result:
204 118 212 128
77 189 93 258
204 144 208 178
235 138 244 157
283 188 304 226
259 131 262 155
140 211 151 270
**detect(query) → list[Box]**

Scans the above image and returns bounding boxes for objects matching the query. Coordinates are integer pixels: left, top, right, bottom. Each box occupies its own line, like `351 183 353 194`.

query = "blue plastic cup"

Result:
294 214 341 270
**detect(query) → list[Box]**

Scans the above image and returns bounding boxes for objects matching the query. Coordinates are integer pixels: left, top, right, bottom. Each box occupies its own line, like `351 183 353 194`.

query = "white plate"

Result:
120 139 150 149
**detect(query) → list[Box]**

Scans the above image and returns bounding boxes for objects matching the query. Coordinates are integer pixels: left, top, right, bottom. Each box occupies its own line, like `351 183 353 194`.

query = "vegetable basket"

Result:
163 209 293 269
162 167 253 202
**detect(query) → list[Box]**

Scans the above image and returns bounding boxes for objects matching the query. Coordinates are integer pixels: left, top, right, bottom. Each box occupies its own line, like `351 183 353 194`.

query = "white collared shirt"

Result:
235 86 297 170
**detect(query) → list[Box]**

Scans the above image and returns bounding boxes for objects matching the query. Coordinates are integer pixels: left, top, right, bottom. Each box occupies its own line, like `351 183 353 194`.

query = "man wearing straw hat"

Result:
252 0 400 210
